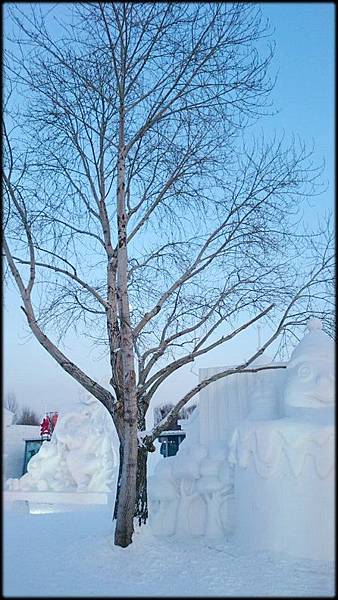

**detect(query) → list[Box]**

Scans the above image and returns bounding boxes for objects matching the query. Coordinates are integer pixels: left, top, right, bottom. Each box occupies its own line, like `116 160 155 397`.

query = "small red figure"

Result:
40 416 51 440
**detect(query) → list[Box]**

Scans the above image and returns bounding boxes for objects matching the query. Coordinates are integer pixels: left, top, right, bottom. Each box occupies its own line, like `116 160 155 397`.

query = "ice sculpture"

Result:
229 319 335 560
6 397 118 493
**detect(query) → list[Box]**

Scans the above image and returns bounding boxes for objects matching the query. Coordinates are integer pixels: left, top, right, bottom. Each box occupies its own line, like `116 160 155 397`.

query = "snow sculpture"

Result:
149 458 180 536
150 419 237 539
195 449 233 538
149 364 273 539
6 397 117 493
150 321 334 559
229 319 335 561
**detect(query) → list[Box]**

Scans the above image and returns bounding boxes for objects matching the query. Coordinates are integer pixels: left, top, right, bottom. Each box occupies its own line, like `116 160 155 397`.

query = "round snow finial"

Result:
307 317 322 331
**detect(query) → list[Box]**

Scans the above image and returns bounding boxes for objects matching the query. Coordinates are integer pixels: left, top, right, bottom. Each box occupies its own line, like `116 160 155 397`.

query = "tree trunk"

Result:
113 87 139 546
113 444 148 525
135 447 148 525
113 402 138 547
113 443 123 520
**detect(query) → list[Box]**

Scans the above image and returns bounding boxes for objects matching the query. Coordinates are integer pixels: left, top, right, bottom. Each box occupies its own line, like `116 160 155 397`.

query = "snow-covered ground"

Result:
4 505 334 597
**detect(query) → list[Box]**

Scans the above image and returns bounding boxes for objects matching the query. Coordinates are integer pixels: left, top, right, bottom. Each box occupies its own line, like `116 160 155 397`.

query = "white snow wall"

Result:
198 364 285 450
149 362 285 538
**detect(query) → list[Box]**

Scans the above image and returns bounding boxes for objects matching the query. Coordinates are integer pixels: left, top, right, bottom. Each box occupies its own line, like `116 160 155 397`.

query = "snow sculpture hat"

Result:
288 318 334 366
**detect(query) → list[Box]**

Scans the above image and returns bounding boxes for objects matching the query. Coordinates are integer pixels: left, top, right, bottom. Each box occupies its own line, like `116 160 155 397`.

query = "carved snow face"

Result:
284 357 334 409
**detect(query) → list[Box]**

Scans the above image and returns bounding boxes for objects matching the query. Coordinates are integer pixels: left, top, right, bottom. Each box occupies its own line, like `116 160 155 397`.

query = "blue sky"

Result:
3 3 334 421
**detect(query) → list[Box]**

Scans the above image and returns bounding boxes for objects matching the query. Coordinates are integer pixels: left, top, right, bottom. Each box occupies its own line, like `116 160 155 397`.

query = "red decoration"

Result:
40 416 51 437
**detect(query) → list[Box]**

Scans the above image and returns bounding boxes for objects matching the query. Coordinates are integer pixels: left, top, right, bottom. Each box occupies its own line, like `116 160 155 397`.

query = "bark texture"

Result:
135 448 148 525
113 444 149 526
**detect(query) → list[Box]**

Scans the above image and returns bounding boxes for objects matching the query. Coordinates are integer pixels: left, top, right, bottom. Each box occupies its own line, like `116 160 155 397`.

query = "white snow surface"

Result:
4 505 334 597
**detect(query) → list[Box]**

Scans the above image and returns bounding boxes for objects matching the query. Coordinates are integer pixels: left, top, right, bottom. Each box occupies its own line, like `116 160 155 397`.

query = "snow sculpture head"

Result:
284 318 334 410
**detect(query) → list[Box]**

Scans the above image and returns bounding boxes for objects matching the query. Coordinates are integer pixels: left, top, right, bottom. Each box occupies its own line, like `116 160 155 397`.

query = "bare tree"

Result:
154 402 196 426
154 403 175 427
3 4 334 547
4 391 19 423
16 406 41 426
